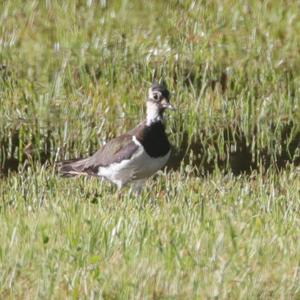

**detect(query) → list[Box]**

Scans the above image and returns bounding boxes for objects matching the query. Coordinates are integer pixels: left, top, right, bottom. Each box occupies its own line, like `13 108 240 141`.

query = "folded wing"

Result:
57 134 139 177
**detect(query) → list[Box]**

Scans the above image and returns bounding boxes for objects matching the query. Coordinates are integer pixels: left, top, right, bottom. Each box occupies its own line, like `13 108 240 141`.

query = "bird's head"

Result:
146 80 175 125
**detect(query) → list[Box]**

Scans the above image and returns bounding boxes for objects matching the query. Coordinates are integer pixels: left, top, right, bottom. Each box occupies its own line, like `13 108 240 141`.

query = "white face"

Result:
147 87 174 110
146 100 161 125
148 88 162 102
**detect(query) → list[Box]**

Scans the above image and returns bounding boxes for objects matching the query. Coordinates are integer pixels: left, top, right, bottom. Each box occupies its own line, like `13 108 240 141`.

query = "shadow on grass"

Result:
1 122 299 177
167 121 300 175
0 128 52 176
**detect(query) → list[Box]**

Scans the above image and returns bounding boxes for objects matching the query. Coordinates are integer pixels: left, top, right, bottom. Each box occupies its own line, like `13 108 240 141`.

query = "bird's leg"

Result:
129 179 146 197
115 181 124 198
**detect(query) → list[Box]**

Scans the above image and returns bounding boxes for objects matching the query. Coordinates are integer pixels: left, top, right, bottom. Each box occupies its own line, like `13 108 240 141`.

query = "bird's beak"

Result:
166 103 176 111
162 99 176 110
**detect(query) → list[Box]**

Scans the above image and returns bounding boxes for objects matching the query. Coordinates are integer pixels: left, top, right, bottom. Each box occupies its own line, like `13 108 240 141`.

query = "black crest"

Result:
151 80 170 100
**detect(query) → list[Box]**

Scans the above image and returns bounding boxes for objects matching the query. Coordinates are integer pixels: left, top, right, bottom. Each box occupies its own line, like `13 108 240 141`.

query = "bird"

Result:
57 80 175 191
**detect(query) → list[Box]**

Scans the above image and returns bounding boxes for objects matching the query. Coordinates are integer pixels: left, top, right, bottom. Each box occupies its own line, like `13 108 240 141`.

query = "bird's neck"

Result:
146 101 163 126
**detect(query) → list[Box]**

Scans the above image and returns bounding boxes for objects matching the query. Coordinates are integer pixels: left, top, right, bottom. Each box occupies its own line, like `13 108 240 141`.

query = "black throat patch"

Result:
136 121 170 157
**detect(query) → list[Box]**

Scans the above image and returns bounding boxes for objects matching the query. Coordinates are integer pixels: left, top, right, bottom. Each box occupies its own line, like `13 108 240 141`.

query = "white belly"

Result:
98 145 170 188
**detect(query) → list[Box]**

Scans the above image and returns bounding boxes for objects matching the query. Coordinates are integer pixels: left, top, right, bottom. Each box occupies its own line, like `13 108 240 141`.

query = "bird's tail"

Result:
56 157 90 177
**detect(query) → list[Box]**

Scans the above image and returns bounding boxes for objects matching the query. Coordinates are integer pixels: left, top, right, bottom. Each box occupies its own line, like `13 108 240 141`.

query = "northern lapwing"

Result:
58 81 175 191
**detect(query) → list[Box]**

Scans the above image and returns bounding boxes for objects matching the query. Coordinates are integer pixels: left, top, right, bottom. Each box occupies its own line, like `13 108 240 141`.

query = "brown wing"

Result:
58 127 143 177
85 134 139 170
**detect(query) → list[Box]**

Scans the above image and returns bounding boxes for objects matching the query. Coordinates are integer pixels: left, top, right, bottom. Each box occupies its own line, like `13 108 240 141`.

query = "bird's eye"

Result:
153 93 159 100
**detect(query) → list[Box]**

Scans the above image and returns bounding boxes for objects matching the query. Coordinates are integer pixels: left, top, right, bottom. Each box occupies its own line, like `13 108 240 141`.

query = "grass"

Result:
1 168 300 299
0 0 300 298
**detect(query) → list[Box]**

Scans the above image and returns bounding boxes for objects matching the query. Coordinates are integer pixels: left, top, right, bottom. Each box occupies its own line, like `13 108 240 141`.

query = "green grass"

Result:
1 168 300 299
0 0 300 298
